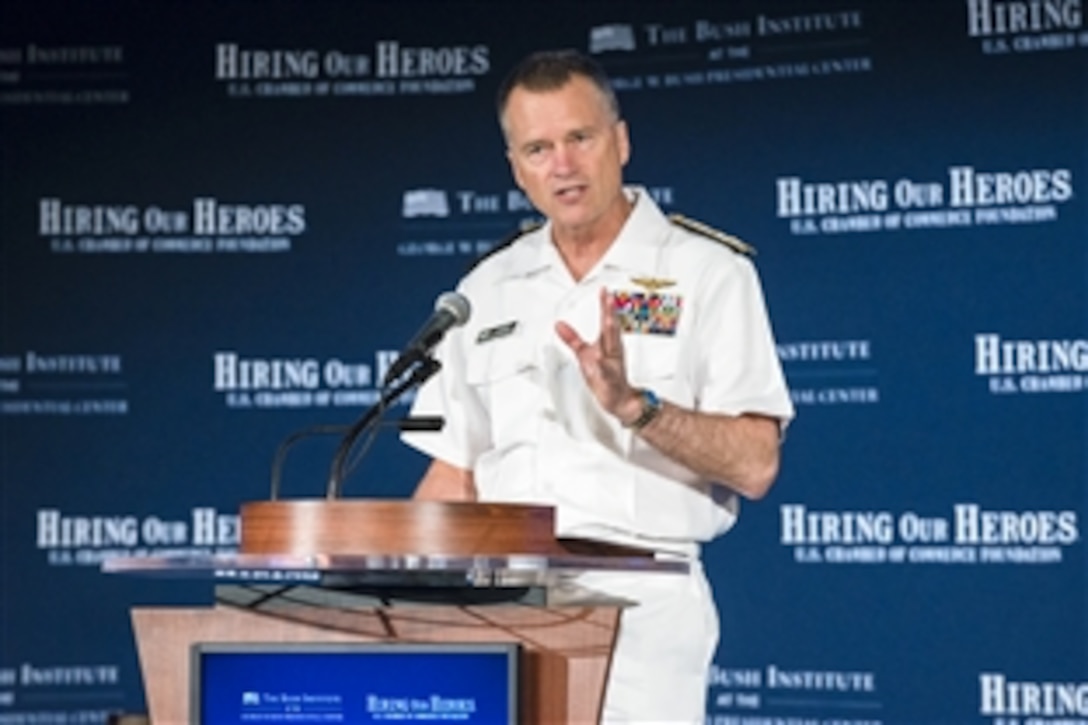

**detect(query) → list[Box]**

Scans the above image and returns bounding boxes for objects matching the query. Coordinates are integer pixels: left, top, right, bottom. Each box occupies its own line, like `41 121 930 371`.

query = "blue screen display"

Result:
193 643 518 724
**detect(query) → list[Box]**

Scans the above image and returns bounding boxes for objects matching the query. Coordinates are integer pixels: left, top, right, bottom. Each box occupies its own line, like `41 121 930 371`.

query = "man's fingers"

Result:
599 287 623 358
555 321 587 352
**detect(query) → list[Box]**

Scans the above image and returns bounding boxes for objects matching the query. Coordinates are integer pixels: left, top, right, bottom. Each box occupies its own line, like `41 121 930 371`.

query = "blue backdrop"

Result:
1 1 1085 723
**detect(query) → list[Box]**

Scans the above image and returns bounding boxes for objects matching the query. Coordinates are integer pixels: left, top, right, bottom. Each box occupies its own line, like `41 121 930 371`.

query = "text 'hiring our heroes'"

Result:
775 166 1072 218
38 198 306 237
780 504 1078 546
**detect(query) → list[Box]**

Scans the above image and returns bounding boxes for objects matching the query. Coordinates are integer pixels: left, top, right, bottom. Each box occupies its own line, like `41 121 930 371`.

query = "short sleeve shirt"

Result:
403 188 794 548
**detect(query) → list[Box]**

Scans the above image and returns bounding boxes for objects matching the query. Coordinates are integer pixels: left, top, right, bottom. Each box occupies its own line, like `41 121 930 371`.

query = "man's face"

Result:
502 75 630 237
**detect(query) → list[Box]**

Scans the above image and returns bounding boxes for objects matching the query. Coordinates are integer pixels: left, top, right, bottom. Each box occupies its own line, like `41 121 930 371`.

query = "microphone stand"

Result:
269 416 443 500
324 356 441 499
269 423 348 501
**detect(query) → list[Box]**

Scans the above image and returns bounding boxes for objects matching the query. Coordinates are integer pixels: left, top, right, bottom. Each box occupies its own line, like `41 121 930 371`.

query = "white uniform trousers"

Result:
576 560 719 724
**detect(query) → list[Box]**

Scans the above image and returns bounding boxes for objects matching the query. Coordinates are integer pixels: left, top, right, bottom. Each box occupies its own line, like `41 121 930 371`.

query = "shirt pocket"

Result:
624 334 692 406
465 336 541 444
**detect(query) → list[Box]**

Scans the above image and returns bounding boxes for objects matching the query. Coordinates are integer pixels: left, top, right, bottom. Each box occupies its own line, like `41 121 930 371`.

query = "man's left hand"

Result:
555 287 643 425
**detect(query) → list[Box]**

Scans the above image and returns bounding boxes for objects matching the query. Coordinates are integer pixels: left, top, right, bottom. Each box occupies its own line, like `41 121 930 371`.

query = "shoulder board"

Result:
464 217 544 274
668 213 756 256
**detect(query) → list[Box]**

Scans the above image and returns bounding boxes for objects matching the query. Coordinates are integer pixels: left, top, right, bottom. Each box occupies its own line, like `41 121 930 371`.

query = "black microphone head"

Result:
435 291 472 327
381 291 472 389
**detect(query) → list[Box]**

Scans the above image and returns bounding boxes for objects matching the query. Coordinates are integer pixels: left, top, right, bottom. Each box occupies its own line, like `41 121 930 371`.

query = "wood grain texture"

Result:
240 500 568 556
133 602 619 724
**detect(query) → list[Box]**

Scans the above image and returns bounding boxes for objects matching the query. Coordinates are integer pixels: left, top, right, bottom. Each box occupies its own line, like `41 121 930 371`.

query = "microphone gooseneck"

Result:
320 290 470 499
381 291 471 388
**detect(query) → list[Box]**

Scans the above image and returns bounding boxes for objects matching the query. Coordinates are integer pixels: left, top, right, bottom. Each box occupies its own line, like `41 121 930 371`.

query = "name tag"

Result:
476 320 518 344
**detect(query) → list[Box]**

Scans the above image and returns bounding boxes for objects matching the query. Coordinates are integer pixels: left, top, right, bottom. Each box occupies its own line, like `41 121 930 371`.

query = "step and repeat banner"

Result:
1 1 1085 723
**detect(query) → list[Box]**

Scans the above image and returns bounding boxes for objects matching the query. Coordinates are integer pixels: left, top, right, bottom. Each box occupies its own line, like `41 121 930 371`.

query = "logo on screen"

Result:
586 10 871 91
0 351 128 417
705 662 880 714
35 506 239 567
395 185 674 258
775 166 1072 236
777 339 879 406
0 44 129 106
214 41 490 99
37 197 307 255
590 25 637 53
980 672 1088 718
966 0 1088 54
403 189 451 218
212 350 402 410
782 503 1078 566
967 0 1083 36
975 333 1088 395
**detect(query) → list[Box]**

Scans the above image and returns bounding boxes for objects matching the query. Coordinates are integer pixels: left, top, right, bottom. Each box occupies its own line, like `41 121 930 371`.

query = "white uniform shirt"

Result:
404 187 794 551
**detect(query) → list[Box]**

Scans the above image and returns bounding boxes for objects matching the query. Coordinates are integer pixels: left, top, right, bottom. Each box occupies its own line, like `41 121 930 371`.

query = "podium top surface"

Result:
102 549 688 588
102 500 691 587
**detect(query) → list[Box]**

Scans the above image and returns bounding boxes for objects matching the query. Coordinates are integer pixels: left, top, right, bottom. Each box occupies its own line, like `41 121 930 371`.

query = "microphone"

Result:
381 291 471 387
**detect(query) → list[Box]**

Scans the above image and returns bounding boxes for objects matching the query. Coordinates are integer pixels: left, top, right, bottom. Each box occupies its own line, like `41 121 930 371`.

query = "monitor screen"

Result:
190 641 519 724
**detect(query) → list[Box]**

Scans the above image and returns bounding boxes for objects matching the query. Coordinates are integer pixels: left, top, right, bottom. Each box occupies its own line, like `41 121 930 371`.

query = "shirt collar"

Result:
596 186 669 274
501 186 667 279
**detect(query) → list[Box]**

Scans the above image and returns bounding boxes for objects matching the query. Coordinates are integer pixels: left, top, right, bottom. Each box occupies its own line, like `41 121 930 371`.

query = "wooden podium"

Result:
106 500 687 724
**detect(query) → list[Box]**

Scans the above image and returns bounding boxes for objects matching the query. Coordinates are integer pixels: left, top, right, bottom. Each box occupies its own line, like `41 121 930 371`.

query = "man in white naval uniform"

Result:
402 49 794 723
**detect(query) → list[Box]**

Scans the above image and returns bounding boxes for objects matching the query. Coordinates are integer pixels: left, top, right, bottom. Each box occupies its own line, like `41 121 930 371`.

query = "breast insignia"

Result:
668 213 756 256
630 276 677 291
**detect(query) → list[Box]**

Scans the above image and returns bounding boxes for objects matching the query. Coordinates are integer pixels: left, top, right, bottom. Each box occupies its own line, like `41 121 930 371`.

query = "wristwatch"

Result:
625 388 662 430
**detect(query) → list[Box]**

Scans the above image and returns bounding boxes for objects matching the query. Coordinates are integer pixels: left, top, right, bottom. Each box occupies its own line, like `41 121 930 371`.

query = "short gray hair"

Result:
495 49 621 128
